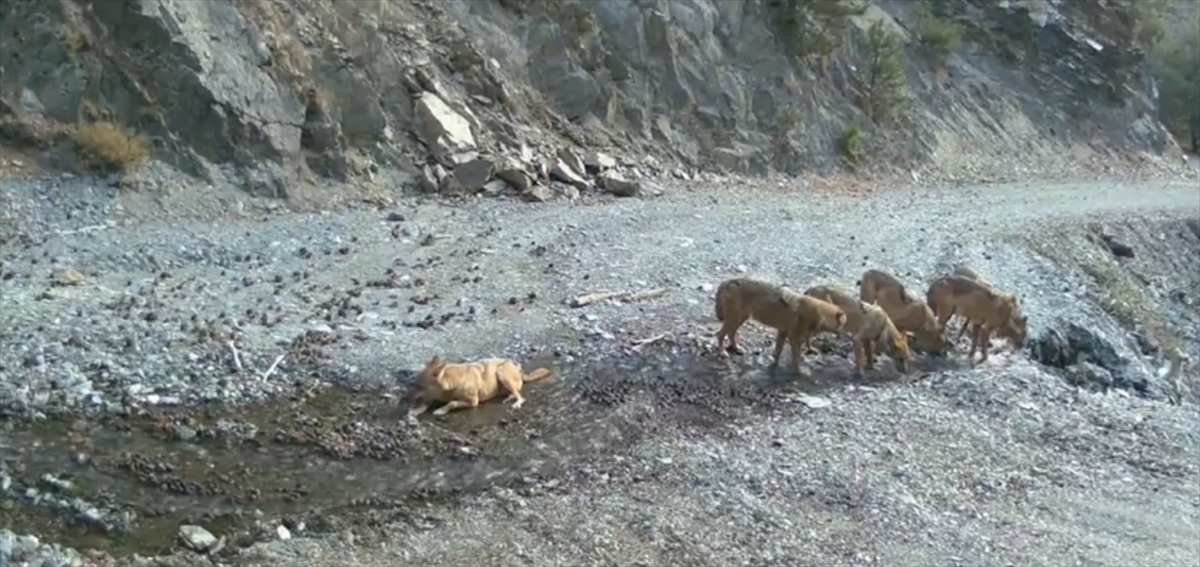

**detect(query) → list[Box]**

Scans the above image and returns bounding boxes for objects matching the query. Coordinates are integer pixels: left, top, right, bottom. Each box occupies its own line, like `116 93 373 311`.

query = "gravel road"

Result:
2 175 1199 566
1 178 1196 411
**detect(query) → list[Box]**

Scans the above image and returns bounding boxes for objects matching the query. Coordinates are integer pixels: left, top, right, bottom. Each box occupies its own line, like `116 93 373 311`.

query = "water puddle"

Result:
0 342 961 558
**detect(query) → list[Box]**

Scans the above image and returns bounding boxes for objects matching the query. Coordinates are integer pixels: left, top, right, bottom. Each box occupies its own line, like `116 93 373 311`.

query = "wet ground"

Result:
0 332 970 559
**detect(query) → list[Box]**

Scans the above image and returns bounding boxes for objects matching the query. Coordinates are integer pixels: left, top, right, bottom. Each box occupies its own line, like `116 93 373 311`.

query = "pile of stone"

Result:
412 91 646 202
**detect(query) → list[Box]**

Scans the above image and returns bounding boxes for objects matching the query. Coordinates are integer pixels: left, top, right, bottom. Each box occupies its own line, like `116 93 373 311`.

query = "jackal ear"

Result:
426 354 443 369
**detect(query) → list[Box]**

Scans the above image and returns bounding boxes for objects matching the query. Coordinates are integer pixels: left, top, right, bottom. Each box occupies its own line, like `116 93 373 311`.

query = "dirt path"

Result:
1 177 1199 566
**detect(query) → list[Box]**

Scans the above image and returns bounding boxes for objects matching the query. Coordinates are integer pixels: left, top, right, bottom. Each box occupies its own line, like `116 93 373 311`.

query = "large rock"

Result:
418 164 445 193
523 184 555 203
599 172 641 197
556 148 588 180
481 179 510 196
1030 321 1157 398
178 525 218 552
453 158 495 192
495 158 535 192
549 158 590 191
1030 322 1124 370
413 92 476 164
584 151 618 173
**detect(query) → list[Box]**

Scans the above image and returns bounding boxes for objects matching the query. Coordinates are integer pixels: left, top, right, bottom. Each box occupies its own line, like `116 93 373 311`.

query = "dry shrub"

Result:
71 121 150 174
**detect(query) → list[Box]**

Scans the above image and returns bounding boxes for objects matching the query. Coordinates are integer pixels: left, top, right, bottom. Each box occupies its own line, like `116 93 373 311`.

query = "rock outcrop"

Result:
0 0 1188 198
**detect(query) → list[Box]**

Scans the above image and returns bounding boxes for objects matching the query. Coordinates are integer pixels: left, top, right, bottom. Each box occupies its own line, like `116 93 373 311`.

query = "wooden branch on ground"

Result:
569 287 669 308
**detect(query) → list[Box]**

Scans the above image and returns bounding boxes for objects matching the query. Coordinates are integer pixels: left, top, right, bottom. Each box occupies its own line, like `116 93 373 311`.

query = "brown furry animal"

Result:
407 355 552 417
925 275 1027 364
714 278 847 372
944 266 1026 348
951 265 984 282
857 269 916 305
857 269 945 353
947 265 989 338
804 285 911 375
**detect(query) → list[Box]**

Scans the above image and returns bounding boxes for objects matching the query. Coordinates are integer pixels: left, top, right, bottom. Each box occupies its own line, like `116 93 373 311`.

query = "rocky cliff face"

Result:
0 0 1187 199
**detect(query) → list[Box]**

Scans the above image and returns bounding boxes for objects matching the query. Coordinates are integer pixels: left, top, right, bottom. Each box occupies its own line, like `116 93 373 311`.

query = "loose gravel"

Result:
1 174 1199 566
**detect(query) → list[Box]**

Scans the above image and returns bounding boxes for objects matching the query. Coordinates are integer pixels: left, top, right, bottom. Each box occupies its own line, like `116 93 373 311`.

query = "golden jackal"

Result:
714 277 846 372
925 275 1027 364
858 269 945 353
804 285 911 375
407 355 552 417
944 266 1027 349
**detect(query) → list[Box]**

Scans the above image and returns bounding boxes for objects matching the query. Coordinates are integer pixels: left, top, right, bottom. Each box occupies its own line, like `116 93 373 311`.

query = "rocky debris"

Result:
410 140 642 200
0 530 85 567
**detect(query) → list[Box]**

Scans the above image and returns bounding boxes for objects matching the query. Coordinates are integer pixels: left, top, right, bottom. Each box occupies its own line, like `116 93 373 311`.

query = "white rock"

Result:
179 525 218 552
413 93 476 161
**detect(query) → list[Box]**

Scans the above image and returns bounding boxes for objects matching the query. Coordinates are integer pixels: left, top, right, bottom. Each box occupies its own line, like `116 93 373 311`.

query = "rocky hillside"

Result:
0 0 1191 200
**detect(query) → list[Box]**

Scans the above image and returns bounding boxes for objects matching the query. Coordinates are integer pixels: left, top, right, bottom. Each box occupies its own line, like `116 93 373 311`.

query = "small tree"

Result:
1151 17 1200 150
767 0 867 64
836 124 864 168
857 20 909 124
910 1 964 65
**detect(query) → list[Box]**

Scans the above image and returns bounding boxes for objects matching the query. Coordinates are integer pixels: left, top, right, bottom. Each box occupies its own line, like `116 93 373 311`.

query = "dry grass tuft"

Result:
71 121 150 174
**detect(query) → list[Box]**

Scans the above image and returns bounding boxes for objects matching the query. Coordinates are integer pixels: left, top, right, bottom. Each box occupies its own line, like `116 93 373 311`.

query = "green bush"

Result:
856 20 909 124
836 124 863 167
910 1 964 63
1151 17 1200 150
766 0 866 63
1114 0 1169 48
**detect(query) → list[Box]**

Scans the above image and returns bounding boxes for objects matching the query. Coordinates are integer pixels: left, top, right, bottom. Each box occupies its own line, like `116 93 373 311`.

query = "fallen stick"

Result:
56 224 111 236
627 333 668 352
569 291 623 307
261 353 286 382
570 287 669 308
227 341 243 373
623 288 669 302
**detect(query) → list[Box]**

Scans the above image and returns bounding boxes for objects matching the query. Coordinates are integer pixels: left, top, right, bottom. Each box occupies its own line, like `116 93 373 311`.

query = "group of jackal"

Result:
713 267 1028 376
402 266 1029 419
